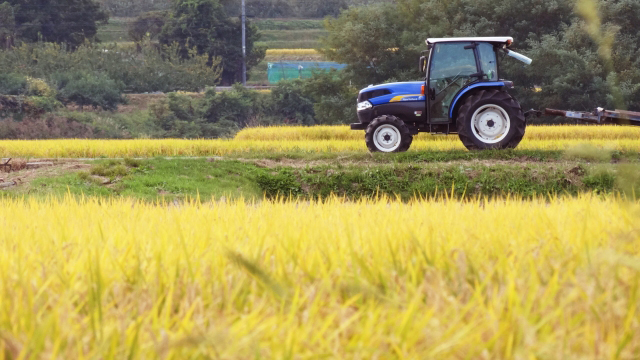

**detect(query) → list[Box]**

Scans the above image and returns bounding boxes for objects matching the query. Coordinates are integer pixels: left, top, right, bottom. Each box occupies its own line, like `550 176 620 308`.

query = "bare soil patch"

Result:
0 159 90 190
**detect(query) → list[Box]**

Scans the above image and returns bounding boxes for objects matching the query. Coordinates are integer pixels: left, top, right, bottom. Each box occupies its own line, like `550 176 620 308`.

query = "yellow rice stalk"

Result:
266 49 319 56
0 125 639 158
235 124 640 142
0 195 638 358
0 137 639 157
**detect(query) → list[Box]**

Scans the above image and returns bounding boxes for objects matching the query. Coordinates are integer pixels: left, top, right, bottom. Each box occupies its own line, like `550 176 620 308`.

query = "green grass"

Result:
257 163 598 200
22 158 265 201
254 19 324 31
224 148 640 163
8 154 640 201
256 40 321 49
226 149 563 162
97 17 135 43
257 29 326 49
260 29 327 43
97 17 326 48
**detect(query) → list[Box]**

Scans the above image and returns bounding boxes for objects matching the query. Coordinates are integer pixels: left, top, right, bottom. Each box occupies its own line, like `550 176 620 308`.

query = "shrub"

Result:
302 70 358 125
148 93 203 138
25 77 56 97
91 162 129 178
202 85 266 127
0 73 27 95
148 86 271 138
268 80 315 125
25 96 62 113
53 71 125 111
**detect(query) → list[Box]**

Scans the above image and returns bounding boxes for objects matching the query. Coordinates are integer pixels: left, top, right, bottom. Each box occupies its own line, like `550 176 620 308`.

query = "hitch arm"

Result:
544 108 640 126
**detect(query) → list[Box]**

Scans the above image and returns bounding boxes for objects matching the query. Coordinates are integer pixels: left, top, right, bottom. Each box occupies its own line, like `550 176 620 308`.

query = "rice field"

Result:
0 195 638 358
0 125 639 158
266 48 319 56
235 124 640 141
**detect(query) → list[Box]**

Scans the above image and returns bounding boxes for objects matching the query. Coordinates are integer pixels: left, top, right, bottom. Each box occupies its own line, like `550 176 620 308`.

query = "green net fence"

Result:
267 62 347 84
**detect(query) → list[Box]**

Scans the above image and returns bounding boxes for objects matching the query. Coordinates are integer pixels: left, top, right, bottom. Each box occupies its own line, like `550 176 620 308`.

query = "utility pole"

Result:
241 0 247 85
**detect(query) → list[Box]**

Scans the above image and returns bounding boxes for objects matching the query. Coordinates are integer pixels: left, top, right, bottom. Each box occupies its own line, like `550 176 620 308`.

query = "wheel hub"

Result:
373 124 402 152
471 105 511 144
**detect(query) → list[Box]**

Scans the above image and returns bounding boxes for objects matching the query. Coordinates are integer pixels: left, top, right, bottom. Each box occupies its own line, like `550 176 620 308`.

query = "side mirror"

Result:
419 56 427 73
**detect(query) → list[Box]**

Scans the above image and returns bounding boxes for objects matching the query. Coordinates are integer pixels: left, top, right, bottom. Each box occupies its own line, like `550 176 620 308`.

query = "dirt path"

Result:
0 159 91 189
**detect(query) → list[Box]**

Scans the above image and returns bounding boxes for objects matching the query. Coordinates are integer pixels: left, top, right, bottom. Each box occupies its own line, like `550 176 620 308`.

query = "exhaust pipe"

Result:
506 50 532 65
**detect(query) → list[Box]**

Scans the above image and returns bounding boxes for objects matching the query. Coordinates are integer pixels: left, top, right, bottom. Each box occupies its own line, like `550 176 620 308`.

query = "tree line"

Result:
0 0 263 84
2 0 640 139
321 0 640 113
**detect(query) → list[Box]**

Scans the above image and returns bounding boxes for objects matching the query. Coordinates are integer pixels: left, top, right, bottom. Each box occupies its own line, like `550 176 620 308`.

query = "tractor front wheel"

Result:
456 89 526 150
365 115 413 153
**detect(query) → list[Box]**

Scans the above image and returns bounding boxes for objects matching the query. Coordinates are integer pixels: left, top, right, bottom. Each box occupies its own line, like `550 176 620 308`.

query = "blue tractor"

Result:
351 37 533 152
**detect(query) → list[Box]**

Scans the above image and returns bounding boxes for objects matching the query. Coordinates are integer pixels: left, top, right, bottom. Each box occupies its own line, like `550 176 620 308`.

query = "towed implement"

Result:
543 108 640 126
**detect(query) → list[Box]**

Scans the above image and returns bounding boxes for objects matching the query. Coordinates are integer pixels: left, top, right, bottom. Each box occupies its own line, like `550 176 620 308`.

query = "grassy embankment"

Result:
4 149 637 201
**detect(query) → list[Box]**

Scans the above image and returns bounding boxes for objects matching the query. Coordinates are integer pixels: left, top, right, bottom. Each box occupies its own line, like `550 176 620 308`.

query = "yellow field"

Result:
0 125 638 157
266 48 319 56
0 195 638 358
235 124 640 141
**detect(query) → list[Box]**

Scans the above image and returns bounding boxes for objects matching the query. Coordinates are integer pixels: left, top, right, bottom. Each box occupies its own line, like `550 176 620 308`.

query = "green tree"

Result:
0 2 15 49
517 0 640 111
301 70 358 124
321 0 640 112
159 0 265 85
128 11 168 42
7 0 108 47
321 3 420 86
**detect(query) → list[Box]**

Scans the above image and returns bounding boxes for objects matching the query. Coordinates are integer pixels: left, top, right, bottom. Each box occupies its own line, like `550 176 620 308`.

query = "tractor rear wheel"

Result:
456 89 526 150
365 115 413 152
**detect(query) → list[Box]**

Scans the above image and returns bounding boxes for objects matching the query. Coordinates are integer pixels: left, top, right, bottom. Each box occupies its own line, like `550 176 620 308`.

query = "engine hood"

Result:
359 81 425 105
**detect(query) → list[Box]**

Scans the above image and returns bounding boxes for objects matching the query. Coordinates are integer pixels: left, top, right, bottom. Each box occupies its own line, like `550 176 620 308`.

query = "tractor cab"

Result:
351 37 532 152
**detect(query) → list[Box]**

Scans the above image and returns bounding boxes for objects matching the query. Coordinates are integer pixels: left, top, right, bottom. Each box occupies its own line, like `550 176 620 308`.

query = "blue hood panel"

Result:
360 81 425 105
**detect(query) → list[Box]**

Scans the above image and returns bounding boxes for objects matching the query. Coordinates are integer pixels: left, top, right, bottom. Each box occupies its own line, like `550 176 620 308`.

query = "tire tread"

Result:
456 89 525 150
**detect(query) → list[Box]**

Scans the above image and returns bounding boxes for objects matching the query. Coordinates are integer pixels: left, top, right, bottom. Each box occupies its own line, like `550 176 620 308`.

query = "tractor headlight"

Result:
357 101 373 112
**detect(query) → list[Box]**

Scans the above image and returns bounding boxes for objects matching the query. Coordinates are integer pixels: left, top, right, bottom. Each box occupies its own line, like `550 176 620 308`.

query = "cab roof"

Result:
426 37 513 45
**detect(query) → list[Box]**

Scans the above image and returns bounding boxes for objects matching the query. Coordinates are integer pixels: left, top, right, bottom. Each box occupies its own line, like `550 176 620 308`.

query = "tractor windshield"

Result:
428 42 477 122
